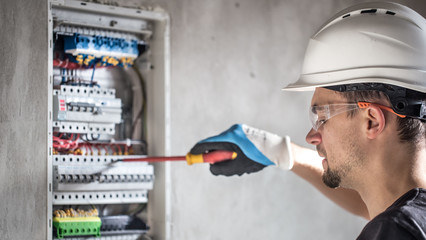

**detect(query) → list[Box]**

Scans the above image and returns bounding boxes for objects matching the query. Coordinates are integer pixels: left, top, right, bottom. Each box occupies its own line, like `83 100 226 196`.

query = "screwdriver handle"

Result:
186 150 238 165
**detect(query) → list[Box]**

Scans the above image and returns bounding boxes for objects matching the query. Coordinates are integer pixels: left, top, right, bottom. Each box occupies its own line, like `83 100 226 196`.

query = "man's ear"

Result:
365 105 386 139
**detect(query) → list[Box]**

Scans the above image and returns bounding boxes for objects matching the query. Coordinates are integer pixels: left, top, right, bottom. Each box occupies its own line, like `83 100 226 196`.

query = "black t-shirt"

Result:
357 188 426 240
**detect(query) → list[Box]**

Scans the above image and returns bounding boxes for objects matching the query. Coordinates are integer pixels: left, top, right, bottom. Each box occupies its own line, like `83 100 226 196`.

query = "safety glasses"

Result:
309 102 406 131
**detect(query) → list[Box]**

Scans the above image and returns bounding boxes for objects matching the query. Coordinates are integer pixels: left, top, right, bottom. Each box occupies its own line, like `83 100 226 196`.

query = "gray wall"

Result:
166 1 360 239
0 0 48 239
165 0 426 240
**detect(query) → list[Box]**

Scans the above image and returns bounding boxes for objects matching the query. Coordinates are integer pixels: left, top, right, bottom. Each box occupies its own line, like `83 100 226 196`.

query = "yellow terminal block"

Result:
83 55 95 66
107 57 119 66
73 149 82 155
76 55 84 65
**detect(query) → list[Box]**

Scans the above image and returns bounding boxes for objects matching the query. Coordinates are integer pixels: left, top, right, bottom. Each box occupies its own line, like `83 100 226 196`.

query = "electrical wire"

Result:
61 68 66 84
103 145 110 155
53 133 80 151
130 203 147 216
131 65 147 141
90 63 96 87
91 134 100 141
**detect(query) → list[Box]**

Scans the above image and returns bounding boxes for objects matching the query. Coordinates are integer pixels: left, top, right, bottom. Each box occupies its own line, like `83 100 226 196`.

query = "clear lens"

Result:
309 103 359 131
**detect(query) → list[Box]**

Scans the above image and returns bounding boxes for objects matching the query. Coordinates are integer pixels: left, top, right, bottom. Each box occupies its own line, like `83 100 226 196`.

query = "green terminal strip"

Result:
53 217 102 239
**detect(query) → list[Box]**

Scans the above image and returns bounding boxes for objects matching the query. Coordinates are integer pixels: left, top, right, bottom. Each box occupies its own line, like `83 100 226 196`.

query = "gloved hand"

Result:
190 124 293 176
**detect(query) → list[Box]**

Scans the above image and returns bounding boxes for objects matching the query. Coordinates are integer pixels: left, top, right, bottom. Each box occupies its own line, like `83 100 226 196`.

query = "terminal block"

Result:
64 33 141 67
53 207 101 239
53 216 101 239
100 215 149 236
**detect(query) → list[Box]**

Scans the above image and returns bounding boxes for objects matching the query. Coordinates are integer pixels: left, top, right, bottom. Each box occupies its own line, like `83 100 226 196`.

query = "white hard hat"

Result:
283 2 426 93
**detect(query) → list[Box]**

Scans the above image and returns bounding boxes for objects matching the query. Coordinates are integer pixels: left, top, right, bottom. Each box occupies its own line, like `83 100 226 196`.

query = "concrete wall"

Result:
0 0 48 239
164 0 426 240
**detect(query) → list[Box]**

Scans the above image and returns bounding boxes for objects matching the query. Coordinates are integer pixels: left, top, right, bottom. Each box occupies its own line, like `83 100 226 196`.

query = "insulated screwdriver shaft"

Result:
119 150 237 165
121 156 186 162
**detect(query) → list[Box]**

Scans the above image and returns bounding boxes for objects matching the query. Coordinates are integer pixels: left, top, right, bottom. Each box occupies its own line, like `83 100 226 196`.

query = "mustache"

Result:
316 146 326 158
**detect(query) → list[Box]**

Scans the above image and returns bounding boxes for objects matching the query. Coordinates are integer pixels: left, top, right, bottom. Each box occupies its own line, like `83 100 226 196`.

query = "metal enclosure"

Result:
47 1 171 239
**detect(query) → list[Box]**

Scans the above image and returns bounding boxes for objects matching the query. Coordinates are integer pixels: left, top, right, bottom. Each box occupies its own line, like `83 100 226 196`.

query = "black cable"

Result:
130 203 147 216
131 65 147 141
91 134 100 141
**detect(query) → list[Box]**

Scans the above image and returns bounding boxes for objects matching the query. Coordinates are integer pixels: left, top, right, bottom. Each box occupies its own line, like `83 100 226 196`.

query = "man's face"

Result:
306 88 365 188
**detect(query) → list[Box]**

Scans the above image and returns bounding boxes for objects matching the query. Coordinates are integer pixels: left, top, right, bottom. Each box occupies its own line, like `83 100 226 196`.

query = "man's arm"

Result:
189 124 370 219
290 143 370 220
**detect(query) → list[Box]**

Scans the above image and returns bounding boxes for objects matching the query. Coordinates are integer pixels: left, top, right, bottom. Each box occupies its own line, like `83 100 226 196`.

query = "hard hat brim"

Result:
282 67 426 93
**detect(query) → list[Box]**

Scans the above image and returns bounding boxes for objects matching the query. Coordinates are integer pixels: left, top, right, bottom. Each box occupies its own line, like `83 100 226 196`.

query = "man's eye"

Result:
317 114 326 121
316 117 327 126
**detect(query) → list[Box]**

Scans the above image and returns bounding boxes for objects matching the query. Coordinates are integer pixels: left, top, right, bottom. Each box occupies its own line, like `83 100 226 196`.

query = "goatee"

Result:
322 167 341 188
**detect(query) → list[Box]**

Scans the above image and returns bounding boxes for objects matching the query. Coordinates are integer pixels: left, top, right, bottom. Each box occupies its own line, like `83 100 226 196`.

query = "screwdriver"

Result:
91 151 238 176
116 150 238 165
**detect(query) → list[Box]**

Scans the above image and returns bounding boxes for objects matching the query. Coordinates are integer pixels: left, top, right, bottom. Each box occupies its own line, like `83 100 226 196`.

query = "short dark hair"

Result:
339 90 426 145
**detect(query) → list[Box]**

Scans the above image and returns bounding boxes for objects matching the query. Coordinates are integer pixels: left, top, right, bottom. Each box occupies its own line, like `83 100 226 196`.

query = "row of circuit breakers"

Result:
51 1 156 239
53 86 121 135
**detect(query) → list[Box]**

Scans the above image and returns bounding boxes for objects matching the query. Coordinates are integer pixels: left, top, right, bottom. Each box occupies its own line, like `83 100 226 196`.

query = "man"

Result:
190 2 426 239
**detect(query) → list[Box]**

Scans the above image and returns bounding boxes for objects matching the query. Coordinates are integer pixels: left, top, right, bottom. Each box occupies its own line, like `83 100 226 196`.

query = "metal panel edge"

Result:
162 13 172 240
51 0 168 22
47 1 54 240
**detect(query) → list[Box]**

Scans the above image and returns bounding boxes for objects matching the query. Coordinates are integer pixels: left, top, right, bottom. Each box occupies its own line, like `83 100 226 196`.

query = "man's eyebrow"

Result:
310 103 319 114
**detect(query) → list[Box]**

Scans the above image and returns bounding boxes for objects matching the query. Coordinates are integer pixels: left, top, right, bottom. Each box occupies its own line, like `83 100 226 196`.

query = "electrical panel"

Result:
48 1 170 239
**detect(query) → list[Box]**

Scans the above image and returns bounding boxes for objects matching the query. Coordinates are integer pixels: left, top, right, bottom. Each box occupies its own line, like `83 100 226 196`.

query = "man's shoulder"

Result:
357 188 426 240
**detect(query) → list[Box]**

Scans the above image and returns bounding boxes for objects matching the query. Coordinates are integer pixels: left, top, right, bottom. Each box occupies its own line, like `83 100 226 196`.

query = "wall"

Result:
0 0 48 239
166 1 359 239
165 0 426 240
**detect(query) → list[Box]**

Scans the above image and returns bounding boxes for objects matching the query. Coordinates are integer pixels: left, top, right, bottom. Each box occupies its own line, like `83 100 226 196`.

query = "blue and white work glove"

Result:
190 124 294 176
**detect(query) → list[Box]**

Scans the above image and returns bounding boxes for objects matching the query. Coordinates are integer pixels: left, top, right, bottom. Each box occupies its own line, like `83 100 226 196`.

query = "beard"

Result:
318 148 343 188
322 166 341 188
318 131 365 189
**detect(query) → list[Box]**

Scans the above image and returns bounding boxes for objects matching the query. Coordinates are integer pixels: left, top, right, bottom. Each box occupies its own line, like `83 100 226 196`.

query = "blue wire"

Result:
61 68 66 84
90 63 96 87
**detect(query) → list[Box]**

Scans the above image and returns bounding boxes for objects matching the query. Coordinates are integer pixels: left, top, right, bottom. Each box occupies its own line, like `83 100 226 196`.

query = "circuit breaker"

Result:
47 1 170 239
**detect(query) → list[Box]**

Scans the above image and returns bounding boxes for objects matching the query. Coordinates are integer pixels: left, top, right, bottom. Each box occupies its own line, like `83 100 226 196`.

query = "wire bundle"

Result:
54 208 99 218
53 133 80 152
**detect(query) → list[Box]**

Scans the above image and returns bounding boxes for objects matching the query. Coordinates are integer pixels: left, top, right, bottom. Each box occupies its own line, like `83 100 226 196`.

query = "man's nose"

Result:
306 128 322 146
